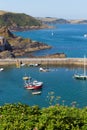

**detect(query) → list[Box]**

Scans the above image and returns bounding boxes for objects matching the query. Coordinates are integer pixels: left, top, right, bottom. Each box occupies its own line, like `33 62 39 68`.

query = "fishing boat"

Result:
23 74 43 90
74 55 87 80
25 81 43 90
23 76 43 90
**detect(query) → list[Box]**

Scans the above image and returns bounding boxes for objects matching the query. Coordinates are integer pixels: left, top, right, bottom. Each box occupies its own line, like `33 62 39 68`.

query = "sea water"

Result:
0 66 87 108
14 24 87 58
1 24 87 108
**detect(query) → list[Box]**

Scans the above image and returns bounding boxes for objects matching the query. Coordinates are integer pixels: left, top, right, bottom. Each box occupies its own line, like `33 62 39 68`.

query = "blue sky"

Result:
0 0 87 19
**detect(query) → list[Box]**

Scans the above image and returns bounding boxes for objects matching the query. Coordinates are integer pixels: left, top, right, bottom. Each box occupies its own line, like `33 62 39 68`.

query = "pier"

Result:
0 58 87 67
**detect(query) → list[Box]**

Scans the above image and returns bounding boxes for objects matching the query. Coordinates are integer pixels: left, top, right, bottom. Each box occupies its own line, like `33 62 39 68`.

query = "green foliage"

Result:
0 103 87 130
0 12 41 27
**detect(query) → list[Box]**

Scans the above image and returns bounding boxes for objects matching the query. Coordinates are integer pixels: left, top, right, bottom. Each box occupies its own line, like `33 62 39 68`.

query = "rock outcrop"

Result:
0 26 15 38
38 53 66 58
0 26 51 58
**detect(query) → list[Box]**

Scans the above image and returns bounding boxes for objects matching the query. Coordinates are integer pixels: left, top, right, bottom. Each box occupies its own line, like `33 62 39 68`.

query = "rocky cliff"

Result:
0 27 51 58
38 53 66 58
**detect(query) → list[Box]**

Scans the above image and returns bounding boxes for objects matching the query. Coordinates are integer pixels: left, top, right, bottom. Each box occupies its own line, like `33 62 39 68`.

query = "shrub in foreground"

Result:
0 103 87 130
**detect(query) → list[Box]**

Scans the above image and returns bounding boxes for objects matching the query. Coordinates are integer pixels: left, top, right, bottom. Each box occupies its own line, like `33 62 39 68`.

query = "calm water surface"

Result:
14 24 87 57
1 24 87 108
0 66 87 108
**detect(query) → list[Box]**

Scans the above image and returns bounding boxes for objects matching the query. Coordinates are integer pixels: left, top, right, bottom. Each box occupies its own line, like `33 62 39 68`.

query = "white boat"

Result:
0 68 4 71
74 55 87 80
84 34 87 38
74 74 87 80
39 67 49 72
33 80 43 86
32 91 42 95
21 63 25 67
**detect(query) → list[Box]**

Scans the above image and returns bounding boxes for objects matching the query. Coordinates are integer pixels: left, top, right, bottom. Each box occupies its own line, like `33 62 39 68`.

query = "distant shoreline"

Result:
0 58 86 67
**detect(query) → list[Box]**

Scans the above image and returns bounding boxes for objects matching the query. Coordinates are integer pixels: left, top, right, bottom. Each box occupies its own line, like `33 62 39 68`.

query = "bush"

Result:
0 103 87 130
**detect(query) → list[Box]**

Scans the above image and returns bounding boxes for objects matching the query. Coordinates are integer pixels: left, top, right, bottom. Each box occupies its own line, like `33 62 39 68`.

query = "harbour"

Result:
0 58 87 67
1 1 87 129
0 64 87 108
0 24 87 108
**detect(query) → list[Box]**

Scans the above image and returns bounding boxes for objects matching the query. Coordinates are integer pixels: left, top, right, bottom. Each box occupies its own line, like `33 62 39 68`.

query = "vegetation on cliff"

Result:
0 11 52 31
0 103 87 130
0 11 42 29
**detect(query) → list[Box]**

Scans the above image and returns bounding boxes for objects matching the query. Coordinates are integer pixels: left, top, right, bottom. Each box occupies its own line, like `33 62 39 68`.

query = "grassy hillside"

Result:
0 11 42 27
37 17 87 24
0 10 7 15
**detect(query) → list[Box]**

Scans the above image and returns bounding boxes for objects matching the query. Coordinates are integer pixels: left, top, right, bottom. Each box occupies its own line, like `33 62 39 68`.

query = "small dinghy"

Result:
32 91 42 95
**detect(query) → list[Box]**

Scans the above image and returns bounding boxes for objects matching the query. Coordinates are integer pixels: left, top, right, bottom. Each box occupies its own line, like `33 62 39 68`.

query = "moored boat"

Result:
25 82 43 90
74 55 87 80
23 76 43 89
39 67 49 72
0 68 4 71
23 76 31 80
74 74 87 80
33 80 43 86
23 76 43 90
32 91 42 95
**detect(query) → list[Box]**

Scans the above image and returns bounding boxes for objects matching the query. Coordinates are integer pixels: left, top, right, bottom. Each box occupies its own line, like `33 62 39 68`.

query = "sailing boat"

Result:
74 55 87 80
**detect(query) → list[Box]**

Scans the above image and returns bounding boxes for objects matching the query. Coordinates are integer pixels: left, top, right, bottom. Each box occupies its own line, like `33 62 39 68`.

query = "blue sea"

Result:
1 24 87 108
15 24 87 58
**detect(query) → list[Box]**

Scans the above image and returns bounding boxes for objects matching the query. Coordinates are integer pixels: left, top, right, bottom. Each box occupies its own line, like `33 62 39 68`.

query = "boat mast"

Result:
84 55 86 76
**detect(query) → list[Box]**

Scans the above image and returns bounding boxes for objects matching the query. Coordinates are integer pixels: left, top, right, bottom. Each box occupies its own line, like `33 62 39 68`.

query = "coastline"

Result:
0 58 86 67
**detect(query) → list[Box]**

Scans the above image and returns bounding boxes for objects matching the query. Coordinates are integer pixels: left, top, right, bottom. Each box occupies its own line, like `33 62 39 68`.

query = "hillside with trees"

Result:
0 13 41 26
0 10 43 31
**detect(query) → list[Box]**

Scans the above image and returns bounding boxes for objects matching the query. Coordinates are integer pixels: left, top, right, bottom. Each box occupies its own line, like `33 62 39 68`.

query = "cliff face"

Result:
0 27 13 52
0 26 15 38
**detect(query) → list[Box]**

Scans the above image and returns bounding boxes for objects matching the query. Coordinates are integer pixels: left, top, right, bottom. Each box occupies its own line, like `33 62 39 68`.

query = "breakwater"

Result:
0 58 86 67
